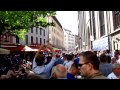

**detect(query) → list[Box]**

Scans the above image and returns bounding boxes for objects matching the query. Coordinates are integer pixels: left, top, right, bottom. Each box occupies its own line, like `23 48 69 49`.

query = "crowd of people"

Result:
0 43 120 79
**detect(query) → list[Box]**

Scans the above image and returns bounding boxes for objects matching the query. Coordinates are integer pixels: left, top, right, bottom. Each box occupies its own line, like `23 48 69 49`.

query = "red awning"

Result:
29 46 51 52
21 46 38 51
3 45 38 52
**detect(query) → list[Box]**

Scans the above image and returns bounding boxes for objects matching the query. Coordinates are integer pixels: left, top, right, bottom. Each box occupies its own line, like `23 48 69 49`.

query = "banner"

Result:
92 37 108 51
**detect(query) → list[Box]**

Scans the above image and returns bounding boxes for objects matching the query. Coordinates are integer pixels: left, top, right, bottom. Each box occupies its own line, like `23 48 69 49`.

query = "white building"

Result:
64 28 75 52
78 11 120 51
78 11 86 51
12 26 48 45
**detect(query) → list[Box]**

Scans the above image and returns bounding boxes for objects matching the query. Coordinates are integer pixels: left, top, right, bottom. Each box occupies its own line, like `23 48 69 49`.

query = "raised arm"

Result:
47 43 55 58
45 43 57 71
32 44 44 69
35 44 44 58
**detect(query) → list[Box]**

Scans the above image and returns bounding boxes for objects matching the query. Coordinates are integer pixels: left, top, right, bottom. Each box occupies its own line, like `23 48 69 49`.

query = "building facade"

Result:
0 15 51 47
47 16 64 49
64 28 75 52
0 27 48 48
12 26 48 45
110 11 120 50
78 11 120 51
75 35 79 51
1 16 65 50
78 11 87 51
75 35 79 46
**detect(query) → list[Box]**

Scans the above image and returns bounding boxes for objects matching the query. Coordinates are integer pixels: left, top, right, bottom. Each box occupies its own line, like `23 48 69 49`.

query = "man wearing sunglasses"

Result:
79 51 108 79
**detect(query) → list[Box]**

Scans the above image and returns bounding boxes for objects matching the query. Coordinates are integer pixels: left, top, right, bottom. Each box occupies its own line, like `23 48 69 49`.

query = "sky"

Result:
55 11 78 35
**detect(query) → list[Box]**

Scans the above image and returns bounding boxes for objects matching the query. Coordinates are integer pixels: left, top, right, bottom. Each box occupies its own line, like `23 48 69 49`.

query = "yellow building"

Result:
47 16 64 49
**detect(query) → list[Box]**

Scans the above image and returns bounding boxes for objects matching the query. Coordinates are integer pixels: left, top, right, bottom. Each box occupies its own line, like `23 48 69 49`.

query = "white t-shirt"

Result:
107 72 119 79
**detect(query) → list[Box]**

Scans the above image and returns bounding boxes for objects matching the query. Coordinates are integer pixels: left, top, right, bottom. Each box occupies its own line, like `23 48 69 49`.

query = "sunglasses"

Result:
78 62 89 67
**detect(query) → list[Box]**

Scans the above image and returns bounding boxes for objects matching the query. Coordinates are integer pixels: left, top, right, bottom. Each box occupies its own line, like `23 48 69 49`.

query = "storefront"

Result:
111 30 120 51
92 37 109 51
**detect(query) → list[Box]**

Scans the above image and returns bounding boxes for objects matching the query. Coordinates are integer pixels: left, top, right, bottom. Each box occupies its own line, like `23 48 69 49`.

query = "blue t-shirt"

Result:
67 73 75 79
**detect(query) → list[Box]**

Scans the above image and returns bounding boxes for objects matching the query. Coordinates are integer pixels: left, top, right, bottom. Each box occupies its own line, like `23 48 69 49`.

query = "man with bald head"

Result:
50 64 67 79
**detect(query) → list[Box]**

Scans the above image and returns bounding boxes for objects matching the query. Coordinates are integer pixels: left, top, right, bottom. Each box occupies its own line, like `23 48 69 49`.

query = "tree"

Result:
0 11 56 40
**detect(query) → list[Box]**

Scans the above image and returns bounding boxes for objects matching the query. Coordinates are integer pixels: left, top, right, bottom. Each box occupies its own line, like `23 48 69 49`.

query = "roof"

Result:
64 28 71 32
64 28 75 36
52 16 63 29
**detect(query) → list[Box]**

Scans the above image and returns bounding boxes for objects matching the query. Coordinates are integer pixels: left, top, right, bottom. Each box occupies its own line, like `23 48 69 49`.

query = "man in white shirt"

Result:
32 44 57 79
107 63 120 79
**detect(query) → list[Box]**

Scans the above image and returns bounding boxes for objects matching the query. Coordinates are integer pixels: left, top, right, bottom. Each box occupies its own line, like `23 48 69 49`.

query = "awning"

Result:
0 48 10 54
3 45 38 52
21 46 38 51
53 47 62 52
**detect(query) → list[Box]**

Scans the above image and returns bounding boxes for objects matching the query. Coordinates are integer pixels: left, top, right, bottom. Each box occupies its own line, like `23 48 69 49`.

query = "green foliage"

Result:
0 11 56 40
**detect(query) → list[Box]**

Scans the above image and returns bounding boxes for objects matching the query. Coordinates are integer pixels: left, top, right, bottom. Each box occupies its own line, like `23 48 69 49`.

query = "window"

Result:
31 36 33 44
40 38 42 44
36 37 38 44
43 30 45 36
25 35 28 44
113 41 115 50
31 27 33 33
99 11 105 37
16 37 19 44
44 39 45 44
52 28 53 32
40 28 42 35
113 11 120 30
